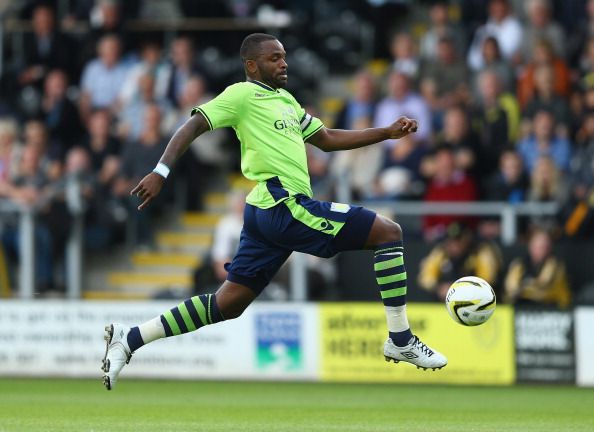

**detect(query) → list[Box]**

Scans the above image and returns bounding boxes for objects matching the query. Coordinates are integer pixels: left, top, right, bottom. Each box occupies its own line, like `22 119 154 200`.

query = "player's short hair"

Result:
240 33 278 62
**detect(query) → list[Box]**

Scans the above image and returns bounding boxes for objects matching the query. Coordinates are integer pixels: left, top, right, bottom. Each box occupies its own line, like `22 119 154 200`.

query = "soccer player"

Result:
102 33 447 390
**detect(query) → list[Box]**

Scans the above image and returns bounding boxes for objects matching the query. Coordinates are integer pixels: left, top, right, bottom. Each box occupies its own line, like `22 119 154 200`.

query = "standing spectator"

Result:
504 228 571 308
374 71 432 144
1 145 55 294
467 0 523 70
21 120 61 181
418 222 502 301
422 145 479 241
112 104 167 246
517 110 572 173
79 35 129 125
419 0 466 62
471 70 520 173
420 36 470 129
39 70 83 159
18 4 77 90
519 0 566 63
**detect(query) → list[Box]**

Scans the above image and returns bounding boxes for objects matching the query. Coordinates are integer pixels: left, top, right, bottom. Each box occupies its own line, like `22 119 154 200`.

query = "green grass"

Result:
0 379 593 432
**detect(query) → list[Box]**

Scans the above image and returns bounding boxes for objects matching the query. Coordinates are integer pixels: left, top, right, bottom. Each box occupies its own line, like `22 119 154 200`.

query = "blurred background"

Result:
0 0 593 387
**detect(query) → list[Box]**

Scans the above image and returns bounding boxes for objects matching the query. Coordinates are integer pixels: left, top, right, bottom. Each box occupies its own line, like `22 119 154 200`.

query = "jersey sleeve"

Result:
190 84 245 130
295 104 324 141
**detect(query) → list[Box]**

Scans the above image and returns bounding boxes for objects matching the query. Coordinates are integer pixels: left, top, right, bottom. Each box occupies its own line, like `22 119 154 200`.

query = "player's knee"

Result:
385 220 403 242
219 302 248 320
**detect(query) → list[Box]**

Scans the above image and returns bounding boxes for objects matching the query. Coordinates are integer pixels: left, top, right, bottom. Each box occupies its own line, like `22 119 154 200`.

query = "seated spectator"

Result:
334 70 378 131
118 41 171 108
484 148 528 203
169 75 228 170
527 156 567 230
420 36 470 128
418 222 502 301
117 73 173 141
163 36 204 108
79 34 129 124
422 145 479 241
519 0 566 64
467 0 523 70
419 0 466 62
330 116 383 199
375 133 427 199
112 104 167 246
564 110 594 238
38 69 84 159
504 228 571 308
81 109 121 188
79 0 132 67
374 70 432 144
0 119 23 192
517 110 572 173
521 64 571 138
193 190 245 293
471 70 520 174
18 4 77 92
528 156 566 203
567 0 594 68
517 39 571 109
470 36 515 96
431 105 480 174
389 32 421 81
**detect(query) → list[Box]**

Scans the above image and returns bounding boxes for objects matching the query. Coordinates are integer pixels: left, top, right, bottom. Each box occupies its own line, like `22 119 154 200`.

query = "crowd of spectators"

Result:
0 0 592 303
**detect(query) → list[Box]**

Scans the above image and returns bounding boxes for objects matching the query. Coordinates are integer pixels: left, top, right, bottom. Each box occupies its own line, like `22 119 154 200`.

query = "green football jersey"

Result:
191 80 324 209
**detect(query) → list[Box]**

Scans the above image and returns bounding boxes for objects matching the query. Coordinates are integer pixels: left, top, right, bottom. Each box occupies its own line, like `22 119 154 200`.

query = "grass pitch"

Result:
0 379 593 432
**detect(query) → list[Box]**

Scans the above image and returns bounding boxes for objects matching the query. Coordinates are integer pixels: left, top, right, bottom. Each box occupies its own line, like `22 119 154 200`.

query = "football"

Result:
445 276 496 326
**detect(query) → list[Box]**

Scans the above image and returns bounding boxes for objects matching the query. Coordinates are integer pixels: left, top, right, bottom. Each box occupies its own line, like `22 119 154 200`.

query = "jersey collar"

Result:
248 79 278 92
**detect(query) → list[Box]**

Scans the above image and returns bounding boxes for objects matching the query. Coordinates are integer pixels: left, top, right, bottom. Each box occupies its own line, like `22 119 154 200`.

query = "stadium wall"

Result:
0 300 592 387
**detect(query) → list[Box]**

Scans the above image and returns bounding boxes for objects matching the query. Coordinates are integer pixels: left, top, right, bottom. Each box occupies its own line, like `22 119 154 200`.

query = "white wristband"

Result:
153 162 170 179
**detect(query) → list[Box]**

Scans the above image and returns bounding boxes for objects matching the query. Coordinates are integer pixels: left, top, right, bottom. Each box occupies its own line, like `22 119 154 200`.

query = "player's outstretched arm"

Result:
308 116 418 152
130 112 210 210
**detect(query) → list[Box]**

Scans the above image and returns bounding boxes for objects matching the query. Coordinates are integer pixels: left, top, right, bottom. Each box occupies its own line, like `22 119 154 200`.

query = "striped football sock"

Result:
126 294 224 352
374 241 413 347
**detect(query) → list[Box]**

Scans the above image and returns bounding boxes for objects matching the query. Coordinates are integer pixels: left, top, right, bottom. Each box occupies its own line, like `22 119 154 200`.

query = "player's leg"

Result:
102 281 256 390
364 214 447 370
102 203 291 389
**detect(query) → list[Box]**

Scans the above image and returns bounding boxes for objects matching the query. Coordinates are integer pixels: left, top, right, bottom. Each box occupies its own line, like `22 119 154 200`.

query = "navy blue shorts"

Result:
225 194 376 294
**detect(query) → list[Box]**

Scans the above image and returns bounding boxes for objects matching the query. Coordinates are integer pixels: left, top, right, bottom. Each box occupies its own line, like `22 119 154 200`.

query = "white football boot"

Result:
384 336 447 370
101 324 132 390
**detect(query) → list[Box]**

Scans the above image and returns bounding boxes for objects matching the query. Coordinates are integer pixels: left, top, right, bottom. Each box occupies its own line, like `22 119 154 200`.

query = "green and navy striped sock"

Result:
127 294 224 352
374 241 413 347
160 294 224 337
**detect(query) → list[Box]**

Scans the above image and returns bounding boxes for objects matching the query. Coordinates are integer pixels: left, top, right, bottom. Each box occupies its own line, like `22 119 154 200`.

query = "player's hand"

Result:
388 116 418 139
130 172 165 211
